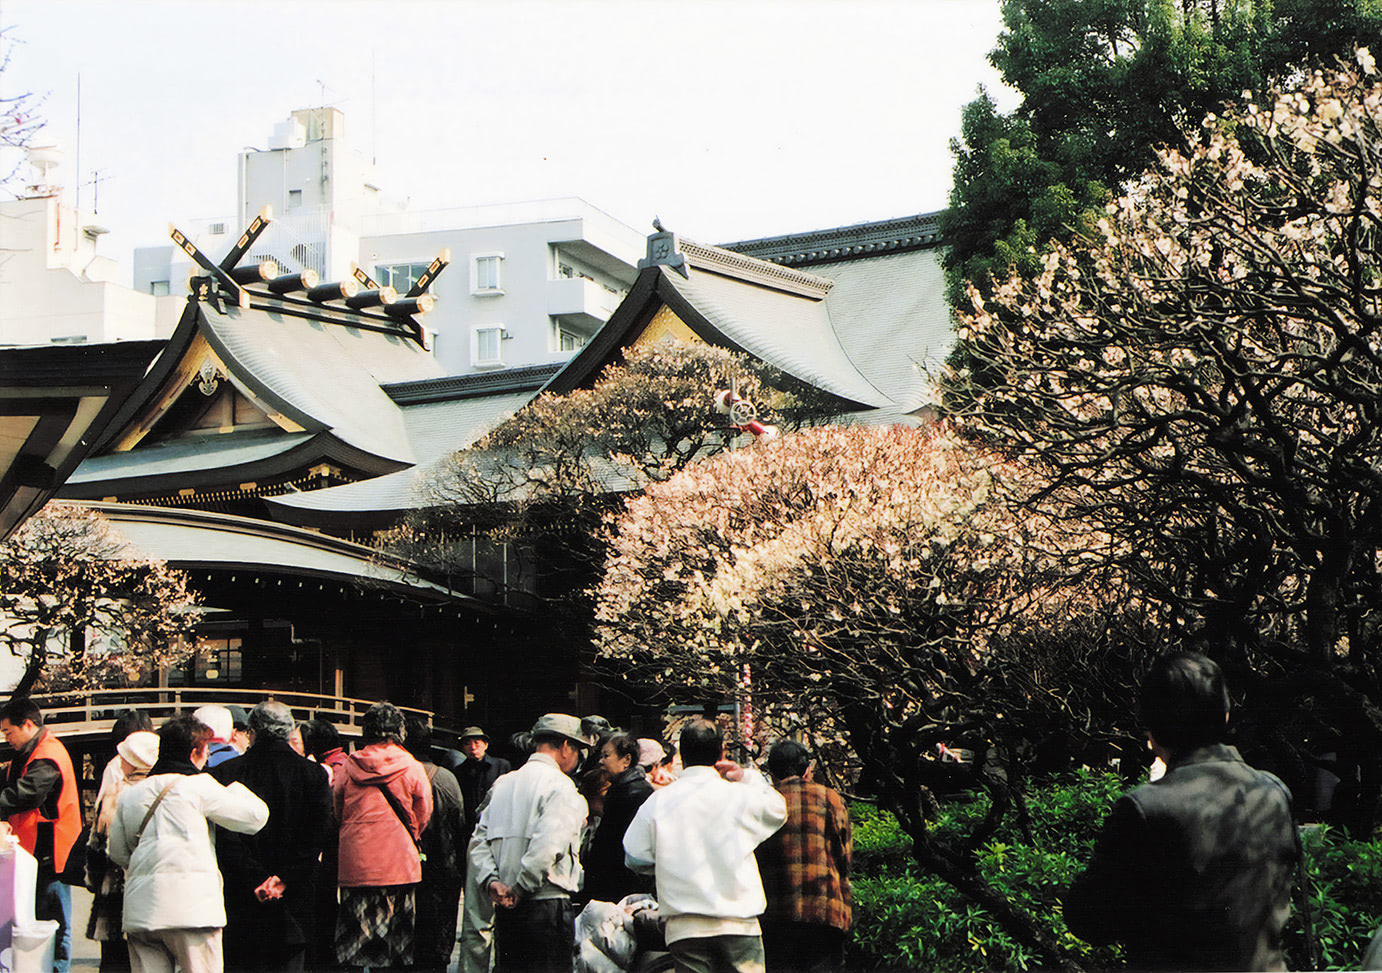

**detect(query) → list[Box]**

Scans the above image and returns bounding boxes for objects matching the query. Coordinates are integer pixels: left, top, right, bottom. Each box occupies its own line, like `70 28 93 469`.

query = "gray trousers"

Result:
669 935 767 973
458 866 495 973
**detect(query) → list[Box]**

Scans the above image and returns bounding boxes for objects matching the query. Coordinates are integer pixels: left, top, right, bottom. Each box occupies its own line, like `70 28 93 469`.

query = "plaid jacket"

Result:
755 777 852 931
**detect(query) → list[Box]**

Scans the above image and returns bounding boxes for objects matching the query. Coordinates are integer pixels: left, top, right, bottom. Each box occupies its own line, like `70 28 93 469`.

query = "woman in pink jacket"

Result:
334 702 433 970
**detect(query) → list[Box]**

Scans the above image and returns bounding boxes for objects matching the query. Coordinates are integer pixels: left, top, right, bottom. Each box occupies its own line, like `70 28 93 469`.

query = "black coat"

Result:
582 768 654 904
213 738 334 972
1064 744 1297 971
456 754 510 837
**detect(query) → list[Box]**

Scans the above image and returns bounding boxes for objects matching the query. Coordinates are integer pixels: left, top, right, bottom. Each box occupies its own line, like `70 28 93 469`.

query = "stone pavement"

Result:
66 884 463 972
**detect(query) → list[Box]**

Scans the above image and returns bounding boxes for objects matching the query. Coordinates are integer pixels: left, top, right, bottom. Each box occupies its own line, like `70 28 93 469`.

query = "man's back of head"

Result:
160 714 213 765
1140 651 1230 754
247 701 295 744
679 719 723 768
766 740 811 782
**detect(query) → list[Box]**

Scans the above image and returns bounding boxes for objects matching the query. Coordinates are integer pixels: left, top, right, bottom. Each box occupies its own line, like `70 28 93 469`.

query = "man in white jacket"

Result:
623 719 787 973
468 713 590 973
109 713 269 973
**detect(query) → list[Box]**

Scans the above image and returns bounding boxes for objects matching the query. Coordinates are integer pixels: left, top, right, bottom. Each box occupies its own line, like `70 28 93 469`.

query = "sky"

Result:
0 0 1015 284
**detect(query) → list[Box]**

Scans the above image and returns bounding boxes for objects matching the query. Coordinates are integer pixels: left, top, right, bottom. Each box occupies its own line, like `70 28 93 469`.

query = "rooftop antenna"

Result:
73 73 80 212
84 168 110 213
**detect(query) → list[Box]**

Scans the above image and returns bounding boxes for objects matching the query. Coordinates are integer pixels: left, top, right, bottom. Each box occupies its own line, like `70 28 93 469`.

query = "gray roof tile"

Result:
200 305 443 465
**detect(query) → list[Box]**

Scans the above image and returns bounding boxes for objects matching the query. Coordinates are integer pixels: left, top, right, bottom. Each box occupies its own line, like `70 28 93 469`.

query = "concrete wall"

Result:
0 196 166 345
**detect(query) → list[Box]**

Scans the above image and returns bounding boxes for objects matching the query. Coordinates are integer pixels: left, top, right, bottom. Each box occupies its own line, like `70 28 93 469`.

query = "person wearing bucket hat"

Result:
456 726 511 973
455 727 510 839
469 714 590 973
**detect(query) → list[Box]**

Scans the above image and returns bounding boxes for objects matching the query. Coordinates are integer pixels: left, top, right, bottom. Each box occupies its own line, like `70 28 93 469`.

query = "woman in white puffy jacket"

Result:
109 714 269 973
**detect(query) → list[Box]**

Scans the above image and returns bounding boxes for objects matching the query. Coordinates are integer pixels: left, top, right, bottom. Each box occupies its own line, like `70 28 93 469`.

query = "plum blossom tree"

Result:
954 53 1382 825
0 503 199 697
381 340 835 607
594 423 1154 970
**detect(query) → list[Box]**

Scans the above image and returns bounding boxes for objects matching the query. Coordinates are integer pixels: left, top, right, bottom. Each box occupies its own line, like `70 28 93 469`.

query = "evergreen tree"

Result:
944 0 1382 319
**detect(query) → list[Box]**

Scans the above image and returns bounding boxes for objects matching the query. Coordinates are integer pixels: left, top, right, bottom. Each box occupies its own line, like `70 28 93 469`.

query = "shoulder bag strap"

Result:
132 779 180 849
368 777 422 852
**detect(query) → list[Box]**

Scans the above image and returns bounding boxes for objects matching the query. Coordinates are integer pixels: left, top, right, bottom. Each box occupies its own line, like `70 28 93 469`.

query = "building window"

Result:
471 253 503 295
474 326 506 368
558 329 586 352
167 636 243 686
150 280 170 296
208 222 226 236
375 262 430 295
288 189 303 210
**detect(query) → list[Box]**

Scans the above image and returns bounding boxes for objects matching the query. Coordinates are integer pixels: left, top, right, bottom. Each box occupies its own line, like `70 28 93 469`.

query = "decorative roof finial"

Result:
638 218 688 278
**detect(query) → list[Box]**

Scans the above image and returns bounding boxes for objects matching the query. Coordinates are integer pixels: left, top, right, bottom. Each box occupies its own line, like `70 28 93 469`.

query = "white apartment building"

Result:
0 147 162 346
133 108 645 375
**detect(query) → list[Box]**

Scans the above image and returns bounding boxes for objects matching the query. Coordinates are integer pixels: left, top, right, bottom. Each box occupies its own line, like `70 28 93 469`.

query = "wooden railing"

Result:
25 687 437 741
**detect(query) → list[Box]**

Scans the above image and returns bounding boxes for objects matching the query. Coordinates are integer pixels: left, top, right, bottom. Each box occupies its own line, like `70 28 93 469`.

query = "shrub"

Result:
850 773 1382 971
1285 824 1382 969
848 770 1124 971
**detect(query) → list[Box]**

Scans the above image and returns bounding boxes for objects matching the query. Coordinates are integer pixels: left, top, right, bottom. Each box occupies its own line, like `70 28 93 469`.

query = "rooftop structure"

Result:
132 109 645 376
0 146 166 346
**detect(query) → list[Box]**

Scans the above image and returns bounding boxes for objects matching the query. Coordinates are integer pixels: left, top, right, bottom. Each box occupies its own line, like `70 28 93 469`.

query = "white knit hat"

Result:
117 730 160 772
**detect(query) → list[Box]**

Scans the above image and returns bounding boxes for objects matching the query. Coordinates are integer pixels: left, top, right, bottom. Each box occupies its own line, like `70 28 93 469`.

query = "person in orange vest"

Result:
0 697 82 973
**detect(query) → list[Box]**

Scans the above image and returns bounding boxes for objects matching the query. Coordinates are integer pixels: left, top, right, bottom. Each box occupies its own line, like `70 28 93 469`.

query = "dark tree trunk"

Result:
9 629 47 700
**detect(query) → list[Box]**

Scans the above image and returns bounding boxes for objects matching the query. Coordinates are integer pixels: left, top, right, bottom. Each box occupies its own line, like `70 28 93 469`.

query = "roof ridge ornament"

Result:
172 205 275 311
678 239 834 299
637 219 689 279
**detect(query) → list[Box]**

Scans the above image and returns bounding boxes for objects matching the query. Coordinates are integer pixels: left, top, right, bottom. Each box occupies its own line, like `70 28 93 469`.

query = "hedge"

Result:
848 771 1382 971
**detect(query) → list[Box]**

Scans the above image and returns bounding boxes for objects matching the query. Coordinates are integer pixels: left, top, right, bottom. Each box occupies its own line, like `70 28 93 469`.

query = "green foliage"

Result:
1285 824 1382 970
851 778 1382 972
944 0 1382 320
848 772 1127 972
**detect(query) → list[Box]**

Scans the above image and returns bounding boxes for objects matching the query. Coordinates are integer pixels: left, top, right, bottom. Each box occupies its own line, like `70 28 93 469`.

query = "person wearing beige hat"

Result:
86 729 159 969
468 714 591 973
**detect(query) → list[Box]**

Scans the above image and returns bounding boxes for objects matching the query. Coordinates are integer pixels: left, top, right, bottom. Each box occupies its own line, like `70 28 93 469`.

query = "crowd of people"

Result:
0 651 1307 973
0 699 854 973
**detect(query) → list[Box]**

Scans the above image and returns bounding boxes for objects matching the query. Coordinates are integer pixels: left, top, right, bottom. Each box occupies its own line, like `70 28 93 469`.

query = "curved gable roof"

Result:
659 264 891 409
199 303 444 466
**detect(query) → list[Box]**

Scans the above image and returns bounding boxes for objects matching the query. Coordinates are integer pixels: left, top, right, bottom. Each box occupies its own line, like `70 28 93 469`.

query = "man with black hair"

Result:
1064 651 1298 971
756 740 852 973
624 719 786 973
0 698 82 973
469 713 590 973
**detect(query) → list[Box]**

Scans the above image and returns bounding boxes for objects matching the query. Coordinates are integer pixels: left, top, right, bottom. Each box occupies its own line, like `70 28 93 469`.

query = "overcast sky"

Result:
0 0 1015 283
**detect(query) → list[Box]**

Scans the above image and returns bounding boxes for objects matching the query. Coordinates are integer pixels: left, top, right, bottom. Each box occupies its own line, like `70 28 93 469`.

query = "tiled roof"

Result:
67 431 315 487
91 501 473 604
658 264 892 409
384 364 562 405
268 391 536 519
818 248 952 409
720 212 944 267
199 303 442 466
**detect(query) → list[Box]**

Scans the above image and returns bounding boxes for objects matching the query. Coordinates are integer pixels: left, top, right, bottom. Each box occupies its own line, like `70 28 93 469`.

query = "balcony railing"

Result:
25 687 436 741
